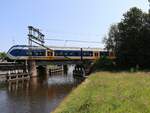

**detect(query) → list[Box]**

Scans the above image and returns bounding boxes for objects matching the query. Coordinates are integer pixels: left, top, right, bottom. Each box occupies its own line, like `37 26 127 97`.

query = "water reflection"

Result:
8 80 30 92
0 67 83 113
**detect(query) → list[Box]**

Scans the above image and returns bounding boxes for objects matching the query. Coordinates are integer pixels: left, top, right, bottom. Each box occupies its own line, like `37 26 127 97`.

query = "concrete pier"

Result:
28 61 37 77
36 65 50 78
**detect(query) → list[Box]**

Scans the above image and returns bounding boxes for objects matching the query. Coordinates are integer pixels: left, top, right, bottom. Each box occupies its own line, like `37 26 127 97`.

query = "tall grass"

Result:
52 72 150 113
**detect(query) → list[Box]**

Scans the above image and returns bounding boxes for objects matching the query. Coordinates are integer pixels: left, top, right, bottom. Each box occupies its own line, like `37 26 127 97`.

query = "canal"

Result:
0 66 83 113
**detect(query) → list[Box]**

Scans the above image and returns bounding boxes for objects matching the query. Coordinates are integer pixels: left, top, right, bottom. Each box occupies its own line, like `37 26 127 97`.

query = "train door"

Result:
94 51 99 59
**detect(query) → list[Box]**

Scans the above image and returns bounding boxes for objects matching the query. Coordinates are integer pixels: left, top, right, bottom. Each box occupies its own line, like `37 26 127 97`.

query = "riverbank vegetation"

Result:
0 52 7 61
0 52 13 62
53 72 150 113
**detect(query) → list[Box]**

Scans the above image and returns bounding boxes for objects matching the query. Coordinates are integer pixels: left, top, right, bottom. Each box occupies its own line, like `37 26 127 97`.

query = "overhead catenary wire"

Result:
45 38 101 44
29 27 102 47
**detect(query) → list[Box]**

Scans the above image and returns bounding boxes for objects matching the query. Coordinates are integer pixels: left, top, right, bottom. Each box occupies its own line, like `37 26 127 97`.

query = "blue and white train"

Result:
7 45 114 61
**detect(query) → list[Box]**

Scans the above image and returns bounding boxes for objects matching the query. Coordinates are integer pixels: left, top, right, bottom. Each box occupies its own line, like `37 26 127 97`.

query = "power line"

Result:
45 38 64 41
45 38 101 44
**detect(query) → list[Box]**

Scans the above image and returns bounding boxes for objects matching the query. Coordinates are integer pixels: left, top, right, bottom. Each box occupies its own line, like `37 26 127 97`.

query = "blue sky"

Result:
0 0 148 51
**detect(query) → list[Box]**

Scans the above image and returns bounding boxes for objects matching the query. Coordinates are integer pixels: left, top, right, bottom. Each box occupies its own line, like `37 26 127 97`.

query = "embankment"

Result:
53 72 150 113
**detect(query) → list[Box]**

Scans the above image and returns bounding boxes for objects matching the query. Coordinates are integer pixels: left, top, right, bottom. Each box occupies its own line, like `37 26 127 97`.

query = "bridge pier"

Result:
36 65 50 79
28 60 37 77
63 65 68 74
46 65 50 78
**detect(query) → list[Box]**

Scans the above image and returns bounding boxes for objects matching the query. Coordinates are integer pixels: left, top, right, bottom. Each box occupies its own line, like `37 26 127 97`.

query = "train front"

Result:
7 45 46 60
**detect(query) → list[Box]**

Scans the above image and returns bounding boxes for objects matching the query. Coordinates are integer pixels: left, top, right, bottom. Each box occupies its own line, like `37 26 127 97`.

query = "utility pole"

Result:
27 26 45 77
28 26 45 46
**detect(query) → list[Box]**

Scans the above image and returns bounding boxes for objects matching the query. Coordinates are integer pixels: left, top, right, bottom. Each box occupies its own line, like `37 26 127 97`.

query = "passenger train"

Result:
7 45 114 61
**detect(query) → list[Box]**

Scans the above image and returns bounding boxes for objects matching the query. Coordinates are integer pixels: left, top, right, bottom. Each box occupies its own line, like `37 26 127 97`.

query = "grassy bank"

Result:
53 72 150 113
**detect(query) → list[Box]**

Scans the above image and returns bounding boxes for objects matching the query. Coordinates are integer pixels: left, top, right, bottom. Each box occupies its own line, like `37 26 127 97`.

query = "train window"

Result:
39 52 42 56
58 51 61 56
83 52 86 56
10 49 20 56
26 51 29 56
64 52 68 56
53 50 93 57
43 52 46 56
34 50 45 56
69 52 73 56
54 50 60 56
74 51 80 56
32 51 35 56
54 50 69 56
35 52 37 56
26 50 32 56
82 51 91 56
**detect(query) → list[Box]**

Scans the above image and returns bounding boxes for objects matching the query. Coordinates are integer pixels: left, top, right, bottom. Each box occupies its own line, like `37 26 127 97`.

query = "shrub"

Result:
92 57 115 71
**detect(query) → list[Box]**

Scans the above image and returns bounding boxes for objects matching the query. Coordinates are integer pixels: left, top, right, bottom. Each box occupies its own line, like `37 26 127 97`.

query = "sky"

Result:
0 0 149 51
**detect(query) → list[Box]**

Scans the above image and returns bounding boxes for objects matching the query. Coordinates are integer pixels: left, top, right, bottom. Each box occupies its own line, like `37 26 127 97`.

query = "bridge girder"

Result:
35 60 84 66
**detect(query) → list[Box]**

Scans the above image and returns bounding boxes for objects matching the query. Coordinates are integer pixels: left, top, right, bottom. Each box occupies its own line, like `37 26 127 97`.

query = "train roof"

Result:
10 45 105 51
47 46 103 51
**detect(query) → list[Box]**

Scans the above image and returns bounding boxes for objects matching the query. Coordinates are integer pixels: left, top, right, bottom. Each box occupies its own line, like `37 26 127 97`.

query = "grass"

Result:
52 72 150 113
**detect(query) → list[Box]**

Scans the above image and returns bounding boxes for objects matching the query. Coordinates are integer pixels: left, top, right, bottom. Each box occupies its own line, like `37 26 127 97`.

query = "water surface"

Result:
0 68 83 113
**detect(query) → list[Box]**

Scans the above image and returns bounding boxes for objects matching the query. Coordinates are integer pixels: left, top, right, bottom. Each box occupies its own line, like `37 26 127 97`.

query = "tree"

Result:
0 52 7 61
103 24 119 51
104 7 150 68
92 57 114 71
117 7 144 67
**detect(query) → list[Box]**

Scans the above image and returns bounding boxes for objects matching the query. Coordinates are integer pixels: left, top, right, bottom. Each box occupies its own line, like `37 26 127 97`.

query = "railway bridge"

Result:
6 45 114 77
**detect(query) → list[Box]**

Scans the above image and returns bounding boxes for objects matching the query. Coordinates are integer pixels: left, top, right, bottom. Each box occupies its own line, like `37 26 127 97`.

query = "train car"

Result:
7 45 114 61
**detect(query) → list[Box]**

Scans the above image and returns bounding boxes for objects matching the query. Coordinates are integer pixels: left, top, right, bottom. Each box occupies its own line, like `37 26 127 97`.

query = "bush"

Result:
92 57 115 71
